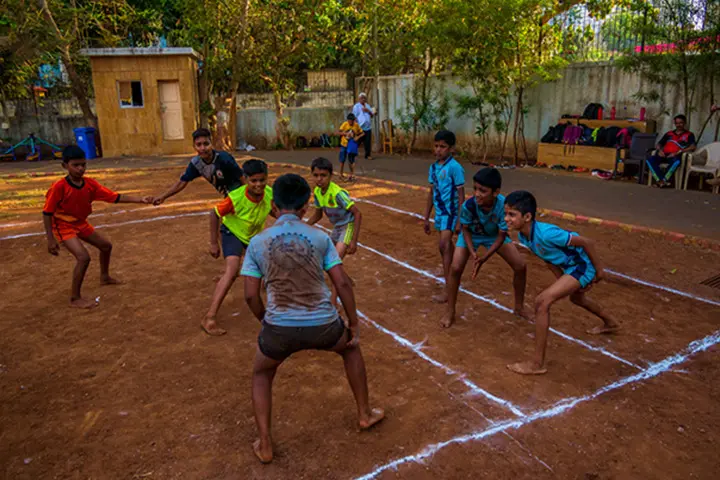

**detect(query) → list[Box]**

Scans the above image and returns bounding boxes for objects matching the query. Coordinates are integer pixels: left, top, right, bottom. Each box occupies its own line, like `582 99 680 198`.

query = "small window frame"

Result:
117 80 144 109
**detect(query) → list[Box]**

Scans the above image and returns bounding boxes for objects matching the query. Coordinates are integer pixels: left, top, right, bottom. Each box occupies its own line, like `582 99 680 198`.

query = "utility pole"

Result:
373 0 381 152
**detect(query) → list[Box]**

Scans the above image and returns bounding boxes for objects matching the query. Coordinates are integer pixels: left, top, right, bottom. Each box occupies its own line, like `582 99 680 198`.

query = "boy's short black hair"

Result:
434 130 456 146
505 190 537 219
311 157 333 174
62 145 86 163
273 173 311 211
674 114 687 122
473 167 502 190
242 159 268 177
192 128 212 141
347 113 356 121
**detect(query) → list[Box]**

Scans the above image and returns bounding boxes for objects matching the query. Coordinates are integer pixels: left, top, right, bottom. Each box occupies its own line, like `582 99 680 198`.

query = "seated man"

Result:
646 114 696 187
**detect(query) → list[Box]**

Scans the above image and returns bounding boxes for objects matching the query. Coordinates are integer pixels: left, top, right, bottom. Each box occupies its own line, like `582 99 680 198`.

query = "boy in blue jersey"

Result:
503 190 620 375
241 174 384 464
441 168 530 328
423 130 466 303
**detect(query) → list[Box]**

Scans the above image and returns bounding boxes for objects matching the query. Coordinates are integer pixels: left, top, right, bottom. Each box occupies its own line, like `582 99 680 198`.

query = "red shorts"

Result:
52 218 95 242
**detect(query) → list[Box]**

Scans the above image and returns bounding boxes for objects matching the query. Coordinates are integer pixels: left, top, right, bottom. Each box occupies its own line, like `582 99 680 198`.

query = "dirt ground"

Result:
1 164 719 479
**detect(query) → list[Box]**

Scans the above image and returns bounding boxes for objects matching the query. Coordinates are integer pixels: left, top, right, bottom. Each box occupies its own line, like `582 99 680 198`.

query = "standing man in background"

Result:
353 93 375 161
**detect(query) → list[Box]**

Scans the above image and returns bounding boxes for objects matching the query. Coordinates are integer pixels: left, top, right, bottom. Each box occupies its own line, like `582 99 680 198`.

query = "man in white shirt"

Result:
352 93 375 160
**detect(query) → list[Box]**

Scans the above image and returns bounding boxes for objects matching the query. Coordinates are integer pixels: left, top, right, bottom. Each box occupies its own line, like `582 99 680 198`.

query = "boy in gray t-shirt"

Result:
241 173 384 464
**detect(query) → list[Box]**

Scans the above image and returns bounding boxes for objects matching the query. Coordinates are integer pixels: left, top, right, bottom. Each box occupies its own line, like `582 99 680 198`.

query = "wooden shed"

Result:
80 47 201 157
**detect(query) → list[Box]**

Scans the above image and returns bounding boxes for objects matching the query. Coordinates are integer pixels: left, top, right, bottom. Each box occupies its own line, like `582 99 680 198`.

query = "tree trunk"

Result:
37 0 96 127
409 118 419 154
512 93 522 164
272 89 289 148
212 93 235 151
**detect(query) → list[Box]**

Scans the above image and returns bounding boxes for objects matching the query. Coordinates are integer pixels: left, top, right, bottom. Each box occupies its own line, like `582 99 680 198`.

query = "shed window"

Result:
118 81 144 108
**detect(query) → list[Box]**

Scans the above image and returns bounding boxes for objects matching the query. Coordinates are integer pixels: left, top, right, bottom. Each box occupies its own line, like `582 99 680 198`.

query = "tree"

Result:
615 0 715 123
170 0 251 150
241 0 337 148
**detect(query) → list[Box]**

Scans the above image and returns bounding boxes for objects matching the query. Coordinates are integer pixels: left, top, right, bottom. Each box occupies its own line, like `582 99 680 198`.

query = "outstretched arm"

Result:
306 207 323 225
244 276 265 322
153 180 188 205
117 194 152 204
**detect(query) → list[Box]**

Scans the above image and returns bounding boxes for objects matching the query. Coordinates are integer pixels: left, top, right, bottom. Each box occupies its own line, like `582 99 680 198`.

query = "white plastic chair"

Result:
683 142 720 193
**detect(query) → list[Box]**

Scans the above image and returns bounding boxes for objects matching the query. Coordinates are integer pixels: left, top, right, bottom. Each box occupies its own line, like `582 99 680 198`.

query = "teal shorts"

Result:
456 233 511 250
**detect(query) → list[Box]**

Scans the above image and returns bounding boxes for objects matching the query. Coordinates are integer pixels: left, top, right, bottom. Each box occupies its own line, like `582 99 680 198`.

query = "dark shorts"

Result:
258 317 348 361
339 147 356 164
220 225 247 258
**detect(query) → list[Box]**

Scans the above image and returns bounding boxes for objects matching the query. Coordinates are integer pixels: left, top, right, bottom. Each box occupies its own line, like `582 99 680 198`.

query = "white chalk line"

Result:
0 211 208 241
353 197 720 308
354 328 720 480
0 199 214 231
357 310 525 417
325 219 641 370
606 269 720 308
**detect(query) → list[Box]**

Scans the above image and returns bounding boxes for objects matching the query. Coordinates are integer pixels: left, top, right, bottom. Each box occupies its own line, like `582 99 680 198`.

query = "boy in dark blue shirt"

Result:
151 128 244 204
503 190 620 375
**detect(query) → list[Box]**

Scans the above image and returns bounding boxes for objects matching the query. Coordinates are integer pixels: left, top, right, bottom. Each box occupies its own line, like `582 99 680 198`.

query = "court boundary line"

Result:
358 310 525 417
354 328 720 480
353 197 720 308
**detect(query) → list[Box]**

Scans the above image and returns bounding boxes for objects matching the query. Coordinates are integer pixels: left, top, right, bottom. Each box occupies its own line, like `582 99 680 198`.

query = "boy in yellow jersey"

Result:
202 159 274 335
336 113 365 181
307 157 363 304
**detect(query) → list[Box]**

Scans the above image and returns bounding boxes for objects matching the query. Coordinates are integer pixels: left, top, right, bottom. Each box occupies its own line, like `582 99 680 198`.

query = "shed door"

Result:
158 81 184 140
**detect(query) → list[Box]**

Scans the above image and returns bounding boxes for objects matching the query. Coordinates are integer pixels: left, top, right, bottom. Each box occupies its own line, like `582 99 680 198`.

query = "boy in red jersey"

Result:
43 145 152 308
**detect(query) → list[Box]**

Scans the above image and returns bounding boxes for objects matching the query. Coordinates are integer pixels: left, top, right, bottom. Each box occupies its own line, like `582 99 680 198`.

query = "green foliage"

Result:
614 0 719 120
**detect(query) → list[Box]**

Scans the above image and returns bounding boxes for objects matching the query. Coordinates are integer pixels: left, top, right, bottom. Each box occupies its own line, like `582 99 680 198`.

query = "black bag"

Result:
295 136 308 149
552 123 569 143
604 126 621 148
581 103 603 119
310 136 321 147
541 127 555 143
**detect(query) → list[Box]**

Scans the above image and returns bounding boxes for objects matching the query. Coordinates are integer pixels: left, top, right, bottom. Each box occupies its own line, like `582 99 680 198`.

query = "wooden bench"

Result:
537 119 656 170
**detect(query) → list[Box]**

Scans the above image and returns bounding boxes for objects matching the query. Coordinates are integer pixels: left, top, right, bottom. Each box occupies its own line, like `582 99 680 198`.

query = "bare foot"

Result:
100 276 123 286
431 293 448 304
201 317 227 336
253 439 273 464
507 361 547 375
587 324 620 335
514 307 535 322
440 311 455 328
358 408 385 431
70 298 98 309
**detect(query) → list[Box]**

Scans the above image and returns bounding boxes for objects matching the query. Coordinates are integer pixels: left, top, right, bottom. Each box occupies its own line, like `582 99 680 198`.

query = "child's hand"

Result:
347 326 360 348
47 238 60 256
209 242 220 259
423 219 431 235
454 220 462 234
471 257 486 280
594 269 606 283
152 197 165 206
142 196 153 204
347 240 358 255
